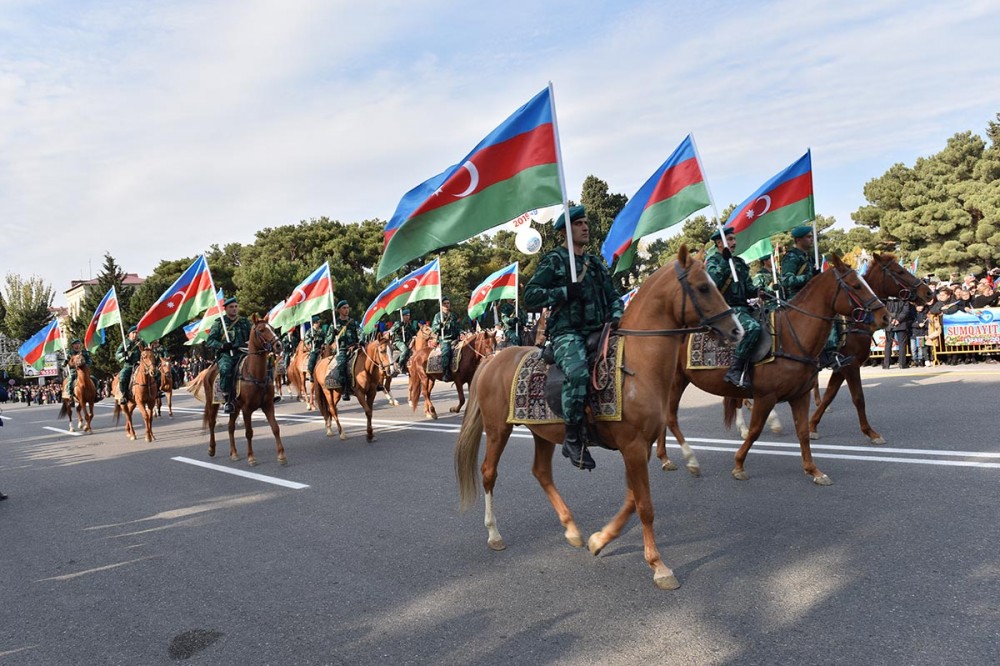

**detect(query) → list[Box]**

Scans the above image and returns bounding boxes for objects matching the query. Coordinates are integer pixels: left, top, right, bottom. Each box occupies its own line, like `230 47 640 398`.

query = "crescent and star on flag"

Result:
744 194 772 221
434 160 479 198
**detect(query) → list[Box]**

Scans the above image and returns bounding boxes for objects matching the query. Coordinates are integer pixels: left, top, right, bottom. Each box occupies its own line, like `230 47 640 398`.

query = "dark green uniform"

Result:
524 247 622 426
431 310 463 381
780 247 843 358
706 253 760 359
64 347 92 398
328 316 362 389
205 314 251 402
752 265 776 297
150 343 167 389
306 322 328 376
281 328 300 373
391 319 420 371
116 339 144 402
498 302 525 347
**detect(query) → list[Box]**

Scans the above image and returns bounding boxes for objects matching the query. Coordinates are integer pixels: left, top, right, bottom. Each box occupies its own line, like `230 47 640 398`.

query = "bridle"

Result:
779 267 883 324
250 322 281 355
616 260 736 337
868 259 924 303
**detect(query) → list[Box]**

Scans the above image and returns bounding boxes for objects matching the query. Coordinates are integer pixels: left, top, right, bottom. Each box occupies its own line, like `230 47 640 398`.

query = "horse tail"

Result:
113 401 122 426
315 375 330 422
58 400 70 419
455 373 484 512
722 397 739 430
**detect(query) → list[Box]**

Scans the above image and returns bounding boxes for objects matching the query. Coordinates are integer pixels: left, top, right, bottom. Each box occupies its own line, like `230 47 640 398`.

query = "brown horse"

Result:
155 358 174 418
58 354 97 433
656 254 890 484
807 253 933 444
187 316 287 466
313 336 392 442
409 329 496 418
113 349 158 442
286 340 317 410
455 247 743 589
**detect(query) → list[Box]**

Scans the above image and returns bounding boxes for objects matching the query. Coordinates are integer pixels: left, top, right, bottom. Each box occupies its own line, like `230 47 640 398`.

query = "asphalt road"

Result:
1 365 998 665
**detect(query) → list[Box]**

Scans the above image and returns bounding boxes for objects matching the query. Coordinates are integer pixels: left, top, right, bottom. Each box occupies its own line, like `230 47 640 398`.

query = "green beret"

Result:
336 299 349 309
223 296 238 306
441 295 450 303
790 226 813 239
128 325 138 333
401 308 410 315
553 205 587 232
70 338 82 345
311 314 321 322
709 227 735 241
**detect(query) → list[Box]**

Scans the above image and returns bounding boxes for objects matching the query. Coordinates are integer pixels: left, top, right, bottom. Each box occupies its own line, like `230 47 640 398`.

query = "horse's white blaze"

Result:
484 491 502 545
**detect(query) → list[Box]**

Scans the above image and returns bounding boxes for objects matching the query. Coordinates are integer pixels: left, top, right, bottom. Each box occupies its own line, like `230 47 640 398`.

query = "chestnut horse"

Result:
155 358 174 418
58 353 97 433
286 340 316 410
187 316 286 466
656 254 890 484
807 253 933 443
313 336 392 442
409 329 496 418
113 349 158 442
455 247 743 589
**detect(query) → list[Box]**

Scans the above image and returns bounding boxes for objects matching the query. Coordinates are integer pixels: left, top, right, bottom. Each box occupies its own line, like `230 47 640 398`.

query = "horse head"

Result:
828 254 891 328
69 353 87 369
249 314 281 355
865 253 934 305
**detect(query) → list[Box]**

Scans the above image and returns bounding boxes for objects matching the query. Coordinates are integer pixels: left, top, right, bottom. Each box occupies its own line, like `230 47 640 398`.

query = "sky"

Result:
2 0 999 307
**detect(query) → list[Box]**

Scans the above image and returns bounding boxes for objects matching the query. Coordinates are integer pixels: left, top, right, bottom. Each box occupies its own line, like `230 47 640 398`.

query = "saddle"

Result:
687 310 775 370
324 350 359 391
210 357 275 404
425 344 463 375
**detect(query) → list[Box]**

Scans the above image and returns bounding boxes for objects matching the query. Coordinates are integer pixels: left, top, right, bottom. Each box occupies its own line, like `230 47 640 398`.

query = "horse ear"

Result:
678 243 690 266
252 313 260 323
832 253 845 268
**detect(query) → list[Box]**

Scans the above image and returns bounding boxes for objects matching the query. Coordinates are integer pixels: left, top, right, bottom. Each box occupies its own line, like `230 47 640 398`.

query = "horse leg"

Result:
844 364 884 444
736 399 750 439
228 411 241 462
362 389 376 443
140 400 155 442
207 404 218 457
125 404 136 441
524 432 583 548
790 393 832 485
262 402 286 464
450 380 465 414
167 390 173 418
732 394 776 480
242 405 258 467
661 374 699 475
809 371 846 440
423 378 437 420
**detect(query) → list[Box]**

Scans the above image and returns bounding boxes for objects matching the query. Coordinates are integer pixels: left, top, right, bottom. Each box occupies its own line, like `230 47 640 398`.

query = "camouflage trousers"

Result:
552 333 589 425
336 349 352 387
733 308 762 359
118 366 132 399
438 340 455 376
308 348 322 375
502 328 521 347
393 341 411 372
217 353 242 396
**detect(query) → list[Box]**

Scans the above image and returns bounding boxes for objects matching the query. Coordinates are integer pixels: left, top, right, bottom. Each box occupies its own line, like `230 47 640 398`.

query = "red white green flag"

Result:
377 87 563 280
136 256 217 343
183 289 225 346
269 262 335 331
361 259 441 334
467 262 518 321
18 319 66 370
83 286 122 351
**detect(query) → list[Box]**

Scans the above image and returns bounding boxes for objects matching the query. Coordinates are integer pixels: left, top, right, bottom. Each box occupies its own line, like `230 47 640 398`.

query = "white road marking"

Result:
663 444 1000 469
663 435 1000 459
172 456 309 489
36 556 160 582
42 426 82 437
0 414 11 420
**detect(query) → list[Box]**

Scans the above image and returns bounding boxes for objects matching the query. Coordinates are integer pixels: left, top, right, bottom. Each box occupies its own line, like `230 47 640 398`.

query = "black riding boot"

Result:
561 423 595 471
820 350 855 371
340 371 351 400
223 384 236 414
442 353 453 382
724 357 752 390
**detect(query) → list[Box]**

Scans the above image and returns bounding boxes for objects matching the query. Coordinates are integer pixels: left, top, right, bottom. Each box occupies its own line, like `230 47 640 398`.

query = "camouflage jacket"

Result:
524 247 622 337
327 317 362 350
705 252 754 309
116 340 144 367
65 348 92 369
780 248 817 300
752 267 776 296
432 311 462 341
206 315 251 353
391 320 420 346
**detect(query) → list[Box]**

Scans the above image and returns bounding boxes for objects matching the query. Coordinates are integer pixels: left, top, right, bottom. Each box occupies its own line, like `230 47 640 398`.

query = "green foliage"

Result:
66 254 136 379
1 273 56 341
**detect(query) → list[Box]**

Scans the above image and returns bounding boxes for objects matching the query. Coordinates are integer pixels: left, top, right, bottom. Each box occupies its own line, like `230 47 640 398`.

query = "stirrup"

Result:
561 426 595 471
223 401 235 414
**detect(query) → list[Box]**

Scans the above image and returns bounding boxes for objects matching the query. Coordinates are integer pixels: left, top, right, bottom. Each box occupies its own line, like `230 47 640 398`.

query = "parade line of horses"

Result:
58 248 931 589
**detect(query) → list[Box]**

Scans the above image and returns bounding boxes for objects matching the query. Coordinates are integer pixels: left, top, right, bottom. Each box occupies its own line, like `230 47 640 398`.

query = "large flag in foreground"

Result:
602 135 711 274
361 260 441 334
137 256 217 343
19 319 66 370
83 287 122 351
269 263 334 331
183 289 225 346
467 262 518 321
725 150 814 256
264 299 286 328
377 87 563 279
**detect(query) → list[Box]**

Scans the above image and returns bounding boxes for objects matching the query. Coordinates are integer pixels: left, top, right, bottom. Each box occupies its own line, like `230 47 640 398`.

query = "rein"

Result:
616 261 735 337
869 259 923 303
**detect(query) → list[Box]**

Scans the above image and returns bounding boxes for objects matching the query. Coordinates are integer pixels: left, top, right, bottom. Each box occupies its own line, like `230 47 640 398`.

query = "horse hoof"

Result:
367 436 376 443
128 435 136 441
566 532 584 548
661 460 678 471
278 457 288 466
339 433 347 441
587 533 605 556
812 474 833 486
731 469 748 481
449 406 459 413
488 538 506 551
809 431 820 440
69 427 76 433
686 463 701 477
654 573 681 590
248 458 257 467
870 436 886 445
739 428 749 439
208 449 216 458
771 426 784 435
231 454 240 461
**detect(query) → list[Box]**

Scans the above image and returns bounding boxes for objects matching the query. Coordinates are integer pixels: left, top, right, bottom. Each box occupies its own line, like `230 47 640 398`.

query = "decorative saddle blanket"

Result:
507 336 625 425
324 350 359 391
686 311 777 370
211 357 275 405
425 344 463 375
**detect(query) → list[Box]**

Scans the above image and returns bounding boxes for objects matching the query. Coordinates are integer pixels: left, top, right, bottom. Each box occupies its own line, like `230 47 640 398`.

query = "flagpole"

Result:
690 133 738 283
203 255 230 345
514 261 520 341
438 254 445 321
113 286 129 353
548 81 578 283
811 220 820 271
771 246 785 300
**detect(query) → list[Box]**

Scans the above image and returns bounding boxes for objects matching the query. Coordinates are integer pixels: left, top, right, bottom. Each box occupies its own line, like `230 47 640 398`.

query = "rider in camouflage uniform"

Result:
391 308 420 374
752 254 777 298
498 301 525 347
282 327 301 379
116 326 144 405
524 205 622 471
63 338 92 403
205 296 252 414
327 300 362 400
306 314 328 379
149 339 168 397
780 225 853 370
432 297 462 382
706 227 760 390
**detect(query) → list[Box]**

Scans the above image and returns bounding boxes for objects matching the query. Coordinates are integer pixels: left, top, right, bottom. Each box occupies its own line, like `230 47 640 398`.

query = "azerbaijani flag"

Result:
83 286 122 351
362 259 441 334
467 262 518 321
18 319 66 370
820 254 831 272
602 135 711 274
183 289 225 346
269 263 334 331
725 150 815 256
740 237 774 263
137 256 217 343
621 287 639 310
377 87 562 279
264 299 286 329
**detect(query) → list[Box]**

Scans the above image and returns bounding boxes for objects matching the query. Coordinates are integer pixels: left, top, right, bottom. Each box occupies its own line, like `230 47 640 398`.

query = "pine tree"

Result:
68 254 134 379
